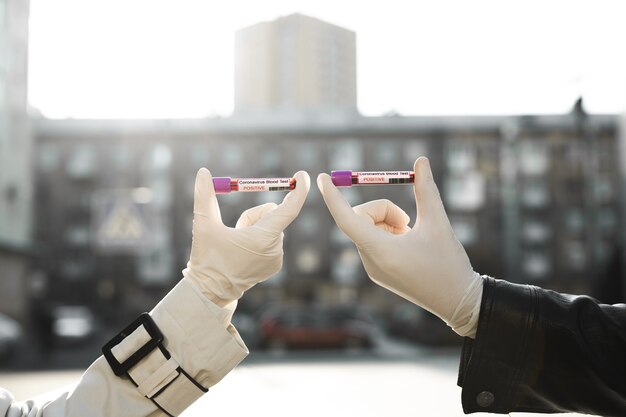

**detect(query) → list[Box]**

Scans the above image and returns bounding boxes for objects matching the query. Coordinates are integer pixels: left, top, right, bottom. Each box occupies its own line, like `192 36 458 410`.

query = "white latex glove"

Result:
184 168 310 307
317 157 483 337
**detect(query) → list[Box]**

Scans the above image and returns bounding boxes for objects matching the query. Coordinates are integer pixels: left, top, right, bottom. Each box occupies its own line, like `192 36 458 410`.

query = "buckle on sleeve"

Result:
102 312 164 376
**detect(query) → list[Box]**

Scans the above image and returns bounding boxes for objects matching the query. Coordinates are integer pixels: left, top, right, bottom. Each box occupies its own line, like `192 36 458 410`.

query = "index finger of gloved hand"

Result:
193 168 223 223
353 199 411 235
235 203 279 229
317 173 373 243
253 171 310 232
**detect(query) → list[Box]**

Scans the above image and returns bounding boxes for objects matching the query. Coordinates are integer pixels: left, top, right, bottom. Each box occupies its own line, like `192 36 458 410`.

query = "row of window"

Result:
38 139 433 177
443 173 616 212
518 138 615 176
522 239 616 281
518 177 615 209
55 236 616 285
39 137 619 189
39 144 173 178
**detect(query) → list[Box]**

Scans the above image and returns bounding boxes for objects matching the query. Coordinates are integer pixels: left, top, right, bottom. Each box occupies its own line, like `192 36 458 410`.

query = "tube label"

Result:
353 171 414 185
232 178 296 192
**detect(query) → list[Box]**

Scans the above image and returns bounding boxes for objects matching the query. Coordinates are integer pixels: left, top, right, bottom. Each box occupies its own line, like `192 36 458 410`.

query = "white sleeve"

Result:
0 277 249 417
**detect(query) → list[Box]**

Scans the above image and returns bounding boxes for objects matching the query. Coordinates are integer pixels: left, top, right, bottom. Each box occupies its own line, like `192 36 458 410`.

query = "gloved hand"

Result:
184 168 310 307
317 157 483 337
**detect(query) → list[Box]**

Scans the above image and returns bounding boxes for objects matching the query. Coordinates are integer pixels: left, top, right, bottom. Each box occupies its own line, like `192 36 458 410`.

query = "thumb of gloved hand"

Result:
184 168 310 307
318 157 482 337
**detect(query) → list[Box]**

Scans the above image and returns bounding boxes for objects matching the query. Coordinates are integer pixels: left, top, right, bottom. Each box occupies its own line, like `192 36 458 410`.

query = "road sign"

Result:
92 189 151 253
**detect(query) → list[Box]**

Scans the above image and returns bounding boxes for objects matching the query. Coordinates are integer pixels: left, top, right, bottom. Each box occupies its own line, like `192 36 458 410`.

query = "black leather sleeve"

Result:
457 277 626 416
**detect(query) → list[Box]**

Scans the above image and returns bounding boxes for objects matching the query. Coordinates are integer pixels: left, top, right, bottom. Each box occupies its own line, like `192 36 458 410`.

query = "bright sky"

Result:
28 0 626 119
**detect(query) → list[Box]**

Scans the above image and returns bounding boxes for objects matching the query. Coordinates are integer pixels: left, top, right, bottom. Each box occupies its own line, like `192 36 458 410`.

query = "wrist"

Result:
182 265 238 308
448 272 484 338
100 278 248 416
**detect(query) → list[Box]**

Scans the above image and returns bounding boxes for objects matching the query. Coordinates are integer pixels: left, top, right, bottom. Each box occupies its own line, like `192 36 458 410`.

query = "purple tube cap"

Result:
212 177 232 194
331 170 353 187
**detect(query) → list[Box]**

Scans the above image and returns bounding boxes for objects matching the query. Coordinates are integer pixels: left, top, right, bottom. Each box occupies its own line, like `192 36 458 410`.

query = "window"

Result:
521 179 549 209
330 139 362 170
331 227 351 245
331 247 361 284
191 144 210 167
150 178 172 207
38 144 60 172
446 141 476 173
450 216 478 245
112 144 131 171
376 142 397 166
596 139 615 173
594 176 613 203
295 247 321 274
151 145 172 172
522 251 550 280
261 148 280 171
596 208 616 234
565 208 584 233
60 256 93 280
64 225 90 245
595 240 614 263
518 140 549 176
404 140 428 165
66 146 97 179
298 142 320 169
139 245 174 284
444 172 485 211
564 241 586 271
298 211 319 236
223 144 242 169
522 219 550 243
562 140 584 172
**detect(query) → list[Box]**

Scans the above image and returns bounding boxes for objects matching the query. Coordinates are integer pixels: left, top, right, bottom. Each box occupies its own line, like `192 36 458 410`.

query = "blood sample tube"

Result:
213 177 296 194
331 170 414 187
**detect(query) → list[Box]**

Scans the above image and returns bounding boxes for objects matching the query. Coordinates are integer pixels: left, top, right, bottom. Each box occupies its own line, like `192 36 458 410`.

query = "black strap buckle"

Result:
102 312 165 376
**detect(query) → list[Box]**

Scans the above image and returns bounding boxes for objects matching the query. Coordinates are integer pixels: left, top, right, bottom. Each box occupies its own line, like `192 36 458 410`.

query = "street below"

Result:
1 338 582 417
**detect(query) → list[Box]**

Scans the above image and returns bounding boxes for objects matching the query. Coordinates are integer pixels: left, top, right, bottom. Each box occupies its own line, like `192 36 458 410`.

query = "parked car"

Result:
259 306 374 350
51 305 95 345
0 312 23 359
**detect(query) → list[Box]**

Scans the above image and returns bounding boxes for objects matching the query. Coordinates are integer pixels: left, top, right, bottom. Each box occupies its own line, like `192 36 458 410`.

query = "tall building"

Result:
0 0 33 323
235 14 357 117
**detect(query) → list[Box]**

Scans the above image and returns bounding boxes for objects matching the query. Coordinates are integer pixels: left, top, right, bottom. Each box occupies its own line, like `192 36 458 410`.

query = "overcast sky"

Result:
28 0 626 119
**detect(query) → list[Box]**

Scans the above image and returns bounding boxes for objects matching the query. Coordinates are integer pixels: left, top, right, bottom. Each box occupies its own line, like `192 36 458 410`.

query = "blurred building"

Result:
24 13 626 343
235 14 357 119
0 0 33 324
33 113 621 325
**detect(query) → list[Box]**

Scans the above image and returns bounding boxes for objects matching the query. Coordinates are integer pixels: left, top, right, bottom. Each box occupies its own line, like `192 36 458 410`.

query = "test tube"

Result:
331 170 415 187
213 177 296 194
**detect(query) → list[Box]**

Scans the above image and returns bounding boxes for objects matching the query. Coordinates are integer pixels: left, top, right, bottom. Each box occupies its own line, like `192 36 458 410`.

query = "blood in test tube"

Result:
213 177 296 194
331 170 414 187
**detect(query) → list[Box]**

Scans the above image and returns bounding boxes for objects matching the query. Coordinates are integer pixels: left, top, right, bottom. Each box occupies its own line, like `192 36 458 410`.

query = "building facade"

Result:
0 0 33 324
33 113 622 328
235 14 357 118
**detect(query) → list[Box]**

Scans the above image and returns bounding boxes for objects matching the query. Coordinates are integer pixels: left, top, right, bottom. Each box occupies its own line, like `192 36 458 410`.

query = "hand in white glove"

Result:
184 168 310 307
317 157 483 337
